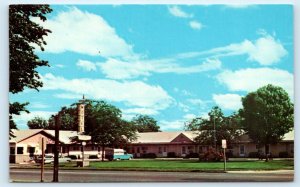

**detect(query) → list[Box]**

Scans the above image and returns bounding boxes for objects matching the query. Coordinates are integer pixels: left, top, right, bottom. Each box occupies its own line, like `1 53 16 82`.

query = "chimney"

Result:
77 95 85 134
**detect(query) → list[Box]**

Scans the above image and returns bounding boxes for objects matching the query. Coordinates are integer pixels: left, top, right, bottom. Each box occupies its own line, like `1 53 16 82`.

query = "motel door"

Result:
162 147 167 157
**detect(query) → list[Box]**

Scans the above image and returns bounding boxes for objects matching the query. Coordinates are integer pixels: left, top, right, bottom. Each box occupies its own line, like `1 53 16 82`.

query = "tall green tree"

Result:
240 84 294 161
53 100 137 161
132 114 160 132
85 100 137 161
9 102 29 137
27 117 49 129
48 106 77 130
9 5 52 136
186 106 243 150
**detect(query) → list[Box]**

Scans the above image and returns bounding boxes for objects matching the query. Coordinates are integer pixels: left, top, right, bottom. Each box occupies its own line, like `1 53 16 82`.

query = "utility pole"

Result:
40 137 45 182
53 113 60 182
213 116 217 150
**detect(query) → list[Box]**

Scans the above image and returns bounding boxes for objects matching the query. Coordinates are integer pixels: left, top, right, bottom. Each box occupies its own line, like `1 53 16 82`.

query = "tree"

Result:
27 117 49 129
132 114 160 132
9 5 52 137
9 102 29 137
85 100 137 161
240 84 294 161
185 106 243 151
48 106 77 130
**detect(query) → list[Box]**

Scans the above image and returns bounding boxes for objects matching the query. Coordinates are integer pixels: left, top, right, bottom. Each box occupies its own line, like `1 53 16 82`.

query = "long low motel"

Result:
9 129 294 163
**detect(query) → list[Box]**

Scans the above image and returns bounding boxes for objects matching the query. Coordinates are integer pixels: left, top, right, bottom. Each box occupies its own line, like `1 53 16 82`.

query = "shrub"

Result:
141 153 157 158
279 151 289 158
68 155 78 160
225 151 233 158
167 152 177 158
248 152 259 158
185 153 199 158
199 149 223 162
89 155 98 159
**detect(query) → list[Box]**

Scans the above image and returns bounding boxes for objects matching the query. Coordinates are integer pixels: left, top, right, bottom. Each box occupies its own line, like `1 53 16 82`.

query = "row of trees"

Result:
185 84 294 161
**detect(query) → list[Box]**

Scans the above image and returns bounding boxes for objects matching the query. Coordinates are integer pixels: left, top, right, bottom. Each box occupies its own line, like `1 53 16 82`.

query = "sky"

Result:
10 4 294 131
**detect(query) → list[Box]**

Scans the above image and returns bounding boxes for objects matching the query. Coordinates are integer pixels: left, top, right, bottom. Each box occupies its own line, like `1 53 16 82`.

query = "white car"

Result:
36 155 72 164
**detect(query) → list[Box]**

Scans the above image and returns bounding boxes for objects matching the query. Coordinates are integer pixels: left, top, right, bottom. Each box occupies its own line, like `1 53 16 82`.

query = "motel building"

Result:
9 129 294 164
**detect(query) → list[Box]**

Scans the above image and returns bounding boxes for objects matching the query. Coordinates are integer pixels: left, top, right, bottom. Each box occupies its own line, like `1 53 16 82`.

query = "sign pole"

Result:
40 137 45 182
221 139 227 172
223 147 226 172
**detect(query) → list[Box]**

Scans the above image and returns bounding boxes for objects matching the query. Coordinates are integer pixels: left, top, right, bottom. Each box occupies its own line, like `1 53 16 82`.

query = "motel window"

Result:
239 145 245 155
17 147 24 154
188 146 194 153
142 147 147 154
73 146 80 151
182 146 186 154
158 147 162 154
131 147 135 153
163 147 167 152
137 147 140 153
256 145 259 149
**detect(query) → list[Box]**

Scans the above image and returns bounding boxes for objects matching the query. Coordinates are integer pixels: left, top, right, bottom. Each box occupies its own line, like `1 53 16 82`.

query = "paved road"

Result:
10 169 293 182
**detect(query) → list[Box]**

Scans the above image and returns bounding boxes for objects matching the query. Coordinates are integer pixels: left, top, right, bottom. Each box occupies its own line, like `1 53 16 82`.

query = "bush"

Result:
68 155 78 159
248 152 259 158
167 152 177 158
141 153 157 158
185 153 199 158
279 151 289 158
225 151 233 158
199 149 223 162
89 155 98 159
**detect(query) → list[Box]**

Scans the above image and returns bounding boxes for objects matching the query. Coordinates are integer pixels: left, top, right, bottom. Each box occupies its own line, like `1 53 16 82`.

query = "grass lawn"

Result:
81 159 294 171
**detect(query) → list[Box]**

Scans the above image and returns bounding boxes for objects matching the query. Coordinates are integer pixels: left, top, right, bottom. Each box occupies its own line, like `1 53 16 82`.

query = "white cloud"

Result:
189 20 202 30
33 7 137 59
183 114 196 120
217 68 293 98
98 58 221 80
159 120 185 131
41 73 173 110
12 111 56 129
247 35 287 65
178 102 190 113
187 98 210 110
30 102 50 109
213 94 242 110
122 108 159 116
77 60 97 71
187 98 205 106
175 34 287 66
174 88 194 96
168 6 193 18
54 64 65 68
225 5 253 9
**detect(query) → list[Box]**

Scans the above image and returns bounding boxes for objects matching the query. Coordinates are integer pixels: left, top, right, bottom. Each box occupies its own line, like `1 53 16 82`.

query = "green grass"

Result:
83 159 293 171
12 159 294 172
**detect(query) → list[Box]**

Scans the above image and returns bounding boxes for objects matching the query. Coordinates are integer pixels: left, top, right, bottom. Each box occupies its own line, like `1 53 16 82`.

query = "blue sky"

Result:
10 4 293 131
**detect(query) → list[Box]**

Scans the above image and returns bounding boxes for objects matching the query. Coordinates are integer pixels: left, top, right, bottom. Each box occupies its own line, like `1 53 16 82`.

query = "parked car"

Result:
105 149 133 161
35 154 72 164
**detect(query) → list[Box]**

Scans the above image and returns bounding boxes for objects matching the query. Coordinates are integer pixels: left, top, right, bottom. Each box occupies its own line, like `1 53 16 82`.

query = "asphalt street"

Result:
10 169 294 182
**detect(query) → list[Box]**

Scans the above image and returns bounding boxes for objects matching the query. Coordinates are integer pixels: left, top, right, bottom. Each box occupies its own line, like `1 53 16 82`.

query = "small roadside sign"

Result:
222 139 227 149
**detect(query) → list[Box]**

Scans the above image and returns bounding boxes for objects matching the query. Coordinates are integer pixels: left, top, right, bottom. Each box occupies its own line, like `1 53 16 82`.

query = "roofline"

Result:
16 129 44 143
